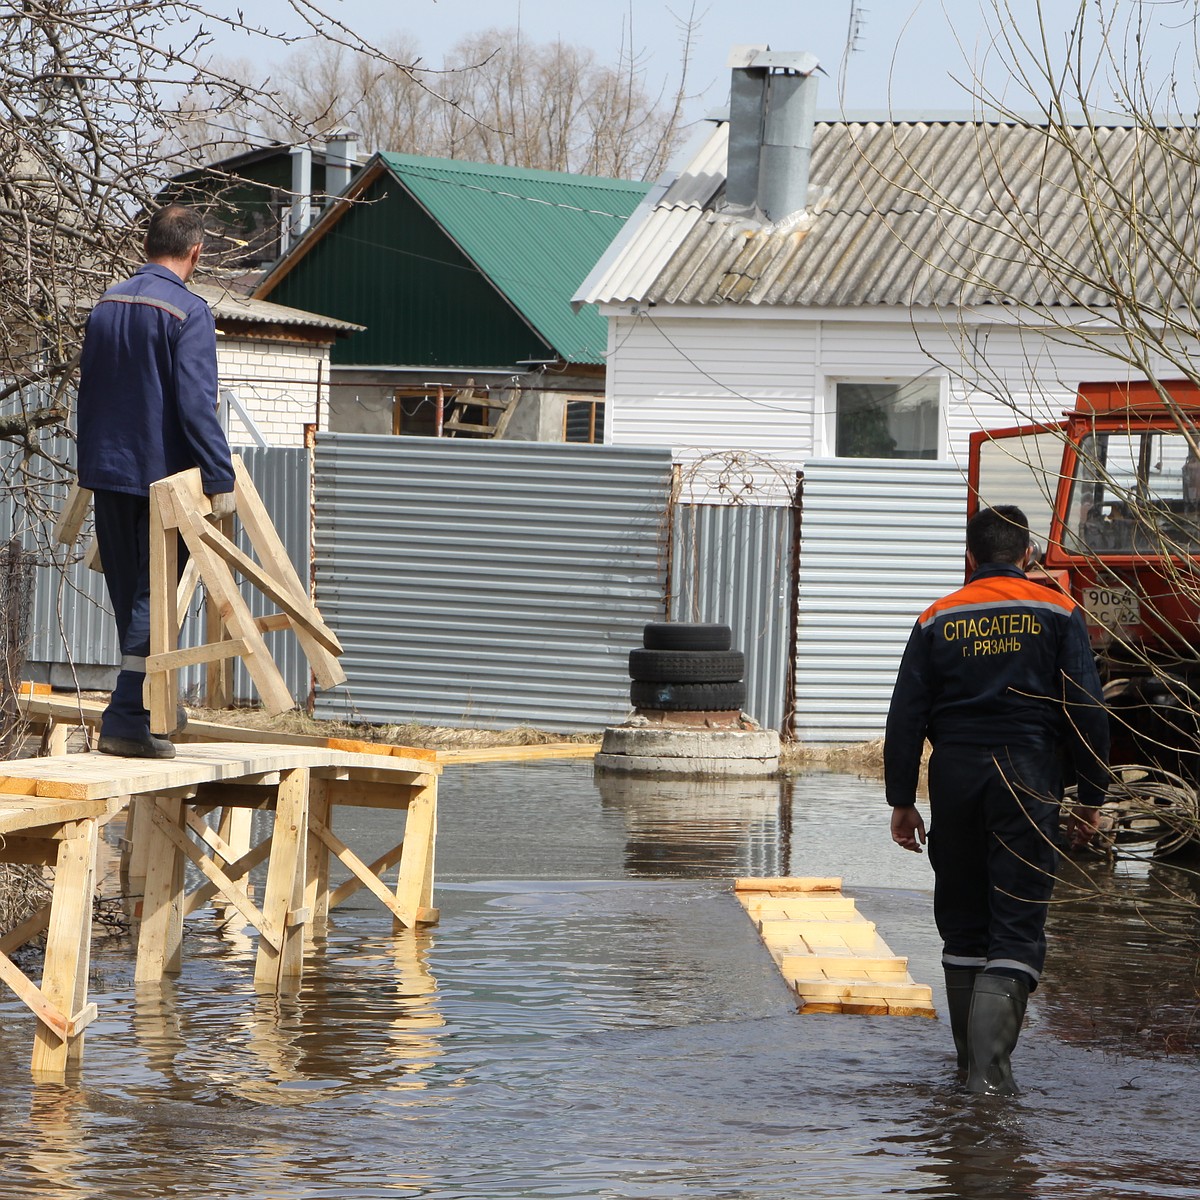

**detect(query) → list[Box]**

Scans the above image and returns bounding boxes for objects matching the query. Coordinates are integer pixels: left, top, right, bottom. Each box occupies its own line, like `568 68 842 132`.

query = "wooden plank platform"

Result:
16 692 593 765
0 741 442 1079
735 877 936 1018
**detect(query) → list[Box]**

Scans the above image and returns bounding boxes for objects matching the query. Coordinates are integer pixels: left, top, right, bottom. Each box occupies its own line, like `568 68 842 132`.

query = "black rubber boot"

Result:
944 967 979 1070
965 973 1029 1096
98 732 176 760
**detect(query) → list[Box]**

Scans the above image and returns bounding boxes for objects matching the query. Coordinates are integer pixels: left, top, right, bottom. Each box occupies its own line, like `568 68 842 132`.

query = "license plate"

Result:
1082 585 1140 627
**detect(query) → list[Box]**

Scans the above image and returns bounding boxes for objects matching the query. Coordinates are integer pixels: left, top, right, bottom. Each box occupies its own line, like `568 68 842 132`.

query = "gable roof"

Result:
258 152 650 364
576 117 1200 311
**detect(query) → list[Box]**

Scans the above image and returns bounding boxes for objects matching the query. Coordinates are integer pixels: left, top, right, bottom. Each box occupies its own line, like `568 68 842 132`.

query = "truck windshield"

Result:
1065 428 1200 555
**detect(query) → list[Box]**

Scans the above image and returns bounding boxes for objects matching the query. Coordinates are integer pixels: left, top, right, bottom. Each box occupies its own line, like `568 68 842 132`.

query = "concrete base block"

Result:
601 726 780 760
594 752 779 777
596 724 781 778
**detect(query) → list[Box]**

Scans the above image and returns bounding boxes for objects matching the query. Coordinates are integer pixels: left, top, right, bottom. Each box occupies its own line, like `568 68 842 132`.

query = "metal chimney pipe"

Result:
724 48 821 222
286 144 312 251
325 129 358 196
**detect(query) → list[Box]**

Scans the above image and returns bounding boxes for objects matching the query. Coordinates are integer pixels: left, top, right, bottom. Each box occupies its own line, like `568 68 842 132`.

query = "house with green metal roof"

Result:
254 152 650 441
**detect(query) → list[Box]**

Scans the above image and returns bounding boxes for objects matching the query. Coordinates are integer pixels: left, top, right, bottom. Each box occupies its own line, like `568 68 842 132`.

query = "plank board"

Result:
0 742 442 807
735 876 935 1019
434 743 600 764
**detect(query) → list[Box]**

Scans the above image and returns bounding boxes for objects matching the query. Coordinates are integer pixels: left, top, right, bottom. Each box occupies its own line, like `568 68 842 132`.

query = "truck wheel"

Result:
630 679 746 711
628 649 745 683
642 622 731 651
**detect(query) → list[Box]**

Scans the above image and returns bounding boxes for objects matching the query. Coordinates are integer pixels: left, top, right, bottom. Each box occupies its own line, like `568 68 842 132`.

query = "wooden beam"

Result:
194 520 342 657
183 836 273 917
309 817 412 926
53 484 92 547
327 838 407 910
230 456 346 690
135 797 187 982
146 639 249 673
32 819 99 1075
394 781 437 929
0 903 51 954
254 767 308 988
150 802 278 944
147 479 180 735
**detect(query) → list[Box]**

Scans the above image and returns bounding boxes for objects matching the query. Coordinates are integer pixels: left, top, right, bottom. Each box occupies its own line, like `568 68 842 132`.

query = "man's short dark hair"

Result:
145 205 205 259
967 505 1030 564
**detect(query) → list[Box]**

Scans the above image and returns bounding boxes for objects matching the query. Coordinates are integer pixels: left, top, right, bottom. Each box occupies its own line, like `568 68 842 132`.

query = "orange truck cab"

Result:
969 380 1200 770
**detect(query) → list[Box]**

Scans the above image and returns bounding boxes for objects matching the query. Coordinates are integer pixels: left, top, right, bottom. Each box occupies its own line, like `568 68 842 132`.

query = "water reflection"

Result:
1044 854 1200 1055
593 771 792 877
885 1092 1046 1199
128 929 446 1106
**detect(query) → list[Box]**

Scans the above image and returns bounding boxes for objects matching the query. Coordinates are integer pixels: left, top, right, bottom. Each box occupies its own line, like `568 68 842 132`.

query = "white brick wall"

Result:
216 335 332 447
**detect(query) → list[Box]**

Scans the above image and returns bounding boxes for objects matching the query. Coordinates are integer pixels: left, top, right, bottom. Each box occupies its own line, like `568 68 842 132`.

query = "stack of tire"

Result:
629 622 746 714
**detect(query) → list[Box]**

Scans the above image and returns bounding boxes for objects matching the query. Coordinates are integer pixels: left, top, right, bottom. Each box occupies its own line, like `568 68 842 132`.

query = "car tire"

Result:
630 679 747 711
628 649 745 683
642 622 732 651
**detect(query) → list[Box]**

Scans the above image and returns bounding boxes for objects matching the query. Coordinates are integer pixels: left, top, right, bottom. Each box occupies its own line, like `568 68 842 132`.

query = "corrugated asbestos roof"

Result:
379 153 651 363
576 118 1200 309
192 283 364 332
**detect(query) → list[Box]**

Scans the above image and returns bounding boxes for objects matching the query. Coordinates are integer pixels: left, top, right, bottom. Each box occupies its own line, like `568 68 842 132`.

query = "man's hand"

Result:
208 491 236 520
891 804 927 853
1066 804 1102 849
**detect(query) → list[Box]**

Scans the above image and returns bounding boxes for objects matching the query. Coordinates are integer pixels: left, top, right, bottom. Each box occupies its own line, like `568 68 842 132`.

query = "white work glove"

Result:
208 491 237 519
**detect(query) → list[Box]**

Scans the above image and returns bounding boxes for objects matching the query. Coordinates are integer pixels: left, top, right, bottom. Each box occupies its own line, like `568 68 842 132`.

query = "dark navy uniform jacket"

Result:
77 263 235 497
884 562 1109 809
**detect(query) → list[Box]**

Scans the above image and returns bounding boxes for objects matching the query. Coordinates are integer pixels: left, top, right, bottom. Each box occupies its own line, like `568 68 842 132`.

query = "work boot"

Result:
98 732 176 759
944 966 979 1070
965 972 1029 1096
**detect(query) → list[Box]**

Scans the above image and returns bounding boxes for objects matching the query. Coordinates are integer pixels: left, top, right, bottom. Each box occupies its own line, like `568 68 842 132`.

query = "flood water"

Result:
1 762 1198 1199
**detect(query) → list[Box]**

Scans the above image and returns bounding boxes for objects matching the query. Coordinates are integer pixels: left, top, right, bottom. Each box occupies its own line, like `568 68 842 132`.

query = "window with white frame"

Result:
833 377 940 459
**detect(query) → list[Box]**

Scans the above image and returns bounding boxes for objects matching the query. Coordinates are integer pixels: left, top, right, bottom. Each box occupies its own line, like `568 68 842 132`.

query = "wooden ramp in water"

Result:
735 877 936 1018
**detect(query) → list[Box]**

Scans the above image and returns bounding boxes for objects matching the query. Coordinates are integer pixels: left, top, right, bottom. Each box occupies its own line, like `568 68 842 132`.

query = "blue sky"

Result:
215 1 1198 125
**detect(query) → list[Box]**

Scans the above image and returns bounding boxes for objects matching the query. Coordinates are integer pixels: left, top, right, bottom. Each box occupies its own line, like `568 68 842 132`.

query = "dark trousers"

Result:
927 743 1063 985
93 489 186 739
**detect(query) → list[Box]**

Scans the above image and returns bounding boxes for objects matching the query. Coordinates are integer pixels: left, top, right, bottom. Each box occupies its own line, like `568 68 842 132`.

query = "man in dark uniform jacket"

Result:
77 204 235 759
884 505 1108 1094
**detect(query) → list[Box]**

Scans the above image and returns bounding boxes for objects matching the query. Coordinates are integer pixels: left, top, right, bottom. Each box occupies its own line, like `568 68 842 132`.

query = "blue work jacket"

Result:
884 562 1109 809
77 263 235 497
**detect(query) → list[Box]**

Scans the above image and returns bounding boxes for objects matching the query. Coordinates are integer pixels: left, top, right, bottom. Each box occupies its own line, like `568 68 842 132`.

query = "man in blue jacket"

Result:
77 204 235 759
884 505 1108 1095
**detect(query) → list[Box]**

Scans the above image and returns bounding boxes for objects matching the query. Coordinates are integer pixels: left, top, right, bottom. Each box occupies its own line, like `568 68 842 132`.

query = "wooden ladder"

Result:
442 383 518 438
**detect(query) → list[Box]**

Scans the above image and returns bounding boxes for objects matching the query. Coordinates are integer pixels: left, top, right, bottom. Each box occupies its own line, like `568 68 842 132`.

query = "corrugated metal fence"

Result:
312 436 673 731
793 459 967 743
669 501 796 732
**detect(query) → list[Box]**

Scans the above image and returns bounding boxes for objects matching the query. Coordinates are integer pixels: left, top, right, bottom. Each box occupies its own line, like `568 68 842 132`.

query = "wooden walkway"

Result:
0 741 439 1079
735 877 936 1017
18 692 598 765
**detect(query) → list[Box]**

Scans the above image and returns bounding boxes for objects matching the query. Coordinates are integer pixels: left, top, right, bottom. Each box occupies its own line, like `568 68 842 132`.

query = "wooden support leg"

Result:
215 805 254 926
135 796 187 982
123 796 155 921
31 819 99 1077
43 720 70 757
304 779 331 940
254 768 309 991
394 778 438 931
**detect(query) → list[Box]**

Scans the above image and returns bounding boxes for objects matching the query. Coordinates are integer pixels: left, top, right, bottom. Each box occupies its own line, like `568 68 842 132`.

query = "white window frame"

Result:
821 373 947 461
